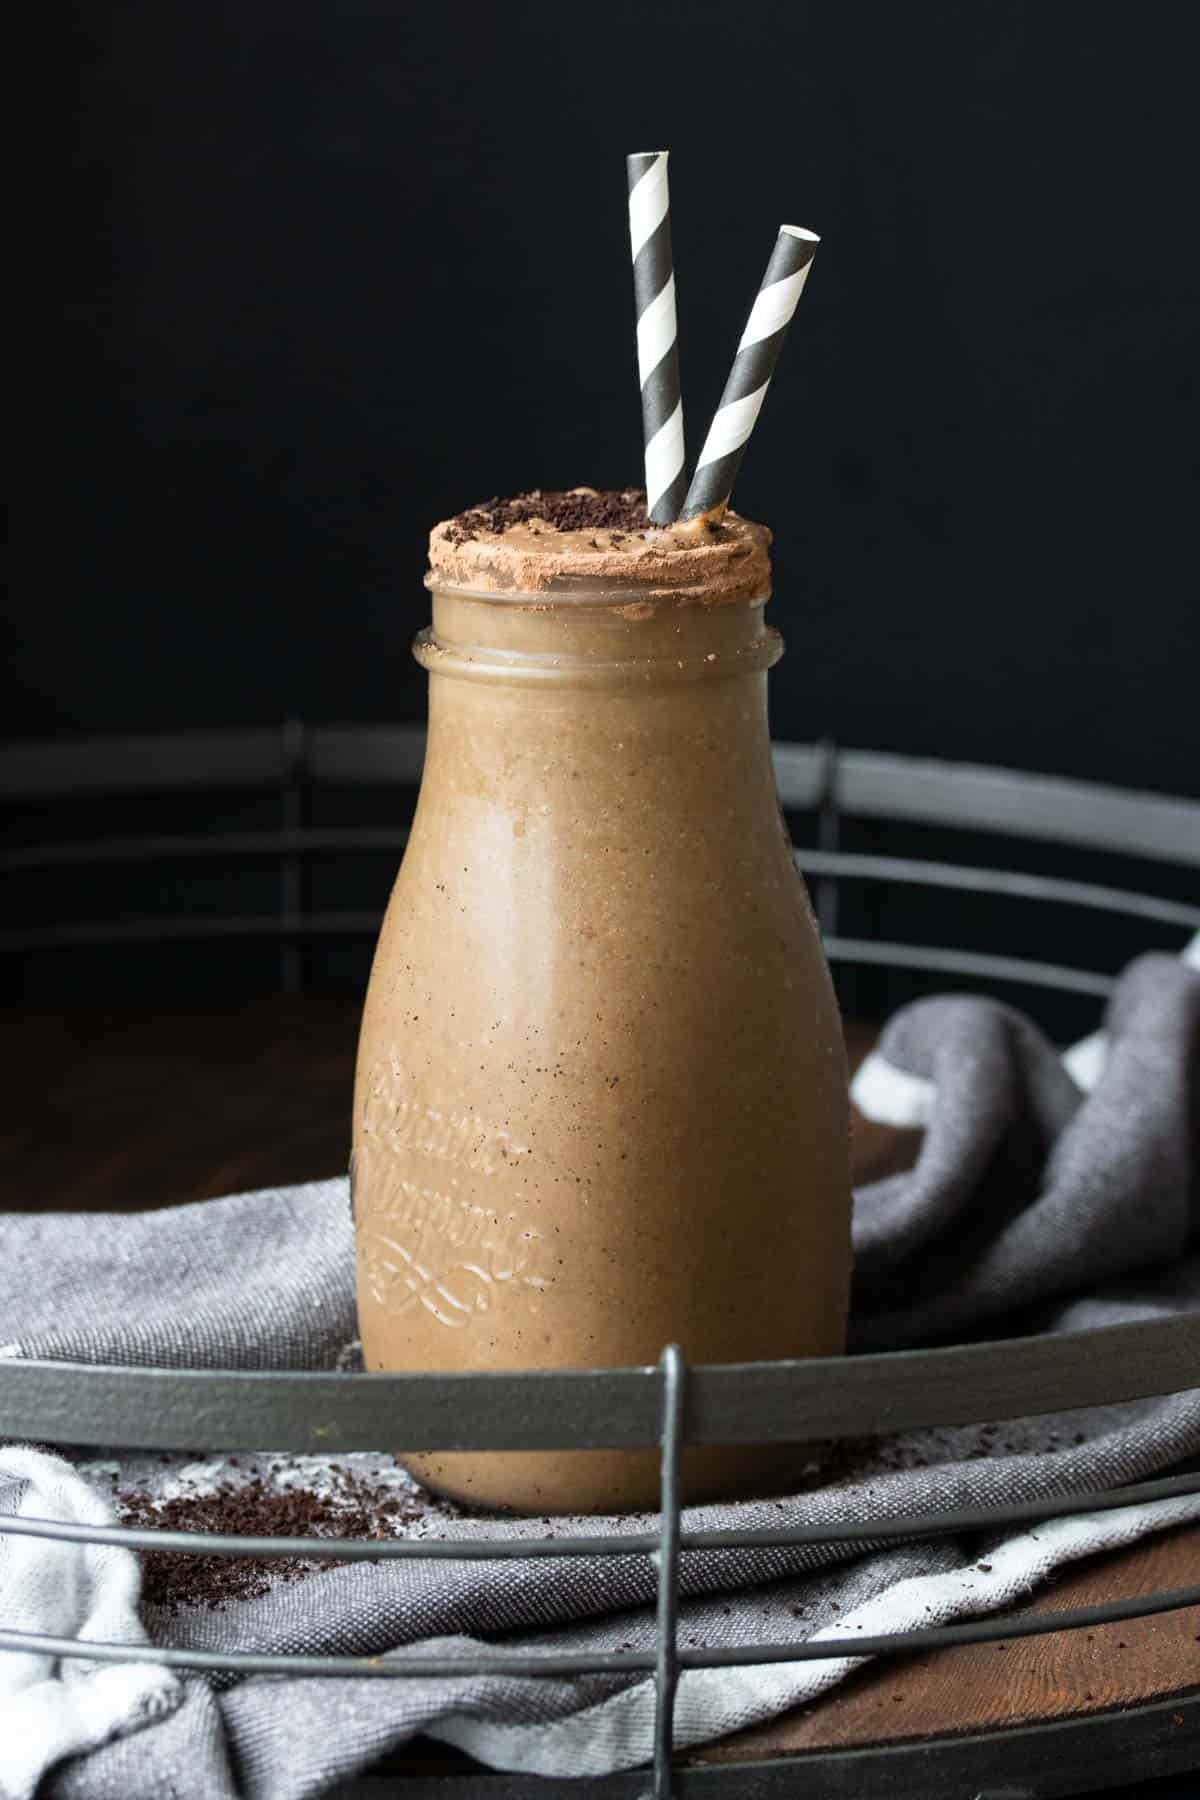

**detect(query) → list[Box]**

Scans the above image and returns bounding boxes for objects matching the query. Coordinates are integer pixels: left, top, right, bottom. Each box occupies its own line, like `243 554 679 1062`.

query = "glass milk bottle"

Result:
352 502 851 1513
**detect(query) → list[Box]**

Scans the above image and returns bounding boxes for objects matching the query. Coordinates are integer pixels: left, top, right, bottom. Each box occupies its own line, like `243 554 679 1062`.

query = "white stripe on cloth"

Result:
852 928 1200 1129
847 1053 938 1130
643 401 685 515
0 1447 182 1800
428 1489 1200 1777
635 273 679 387
694 382 768 471
628 153 670 260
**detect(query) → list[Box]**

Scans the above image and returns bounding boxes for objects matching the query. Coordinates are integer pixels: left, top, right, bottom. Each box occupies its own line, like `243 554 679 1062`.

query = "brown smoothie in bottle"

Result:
352 488 851 1514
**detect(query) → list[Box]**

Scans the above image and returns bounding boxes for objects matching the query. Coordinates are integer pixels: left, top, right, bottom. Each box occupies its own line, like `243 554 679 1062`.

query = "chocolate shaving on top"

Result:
444 488 651 544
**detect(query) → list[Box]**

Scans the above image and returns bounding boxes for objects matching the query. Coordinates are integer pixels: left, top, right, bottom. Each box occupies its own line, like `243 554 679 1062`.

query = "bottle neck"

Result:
417 583 783 692
411 583 789 851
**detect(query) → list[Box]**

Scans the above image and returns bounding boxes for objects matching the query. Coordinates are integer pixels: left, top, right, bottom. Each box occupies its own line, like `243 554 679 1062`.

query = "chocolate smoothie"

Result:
352 489 851 1514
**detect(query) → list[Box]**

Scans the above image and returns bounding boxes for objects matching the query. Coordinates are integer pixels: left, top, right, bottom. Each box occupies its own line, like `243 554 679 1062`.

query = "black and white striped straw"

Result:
627 151 686 525
681 225 819 521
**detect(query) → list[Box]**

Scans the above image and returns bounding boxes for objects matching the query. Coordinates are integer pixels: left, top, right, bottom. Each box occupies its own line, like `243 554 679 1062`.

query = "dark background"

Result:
9 0 1199 783
5 0 1199 1013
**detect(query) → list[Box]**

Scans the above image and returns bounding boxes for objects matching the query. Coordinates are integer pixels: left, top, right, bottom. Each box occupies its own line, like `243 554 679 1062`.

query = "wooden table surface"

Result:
2 996 1197 1782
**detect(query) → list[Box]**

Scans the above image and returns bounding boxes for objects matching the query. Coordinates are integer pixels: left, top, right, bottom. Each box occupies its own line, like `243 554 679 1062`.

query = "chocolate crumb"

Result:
445 489 651 544
118 1465 437 1615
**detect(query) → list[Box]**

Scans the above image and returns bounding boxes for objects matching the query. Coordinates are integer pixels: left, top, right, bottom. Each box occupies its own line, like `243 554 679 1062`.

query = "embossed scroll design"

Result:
353 1055 547 1329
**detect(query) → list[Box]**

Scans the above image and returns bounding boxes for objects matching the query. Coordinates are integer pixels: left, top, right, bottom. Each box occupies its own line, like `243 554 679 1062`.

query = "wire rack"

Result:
2 728 1199 1798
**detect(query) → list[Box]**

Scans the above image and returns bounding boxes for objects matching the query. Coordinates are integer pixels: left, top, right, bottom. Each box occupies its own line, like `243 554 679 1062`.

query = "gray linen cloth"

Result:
1 951 1198 1798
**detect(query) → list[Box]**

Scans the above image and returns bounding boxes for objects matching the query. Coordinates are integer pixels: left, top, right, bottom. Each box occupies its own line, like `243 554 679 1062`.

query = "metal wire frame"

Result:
3 840 1198 969
3 730 1199 1008
5 1316 1200 1452
3 728 1200 1794
4 1580 1200 1680
3 726 1198 871
2 1321 1200 1794
5 831 1199 938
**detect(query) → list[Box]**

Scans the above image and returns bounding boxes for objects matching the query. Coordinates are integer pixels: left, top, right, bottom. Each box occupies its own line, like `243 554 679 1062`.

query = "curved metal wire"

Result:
3 723 1197 861
795 850 1200 933
6 1314 1199 1451
823 938 1116 997
0 826 410 872
652 1346 686 1799
5 833 1197 942
5 1469 1200 1564
2 1582 1198 1680
0 921 1143 1003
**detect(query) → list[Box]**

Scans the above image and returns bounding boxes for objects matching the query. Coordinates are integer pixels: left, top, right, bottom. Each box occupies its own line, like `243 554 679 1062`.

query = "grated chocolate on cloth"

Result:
119 1461 436 1615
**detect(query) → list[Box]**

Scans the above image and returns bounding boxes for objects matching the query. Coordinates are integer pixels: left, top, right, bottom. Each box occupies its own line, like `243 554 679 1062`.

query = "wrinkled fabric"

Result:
0 1449 180 1800
852 955 1199 1346
0 953 1194 1798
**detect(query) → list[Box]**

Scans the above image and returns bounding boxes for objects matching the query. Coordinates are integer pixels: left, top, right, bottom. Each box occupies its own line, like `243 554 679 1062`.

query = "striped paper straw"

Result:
627 150 686 524
681 225 819 521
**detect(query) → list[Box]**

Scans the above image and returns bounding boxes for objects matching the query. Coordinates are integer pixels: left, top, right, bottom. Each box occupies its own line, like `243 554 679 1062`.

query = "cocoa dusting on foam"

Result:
429 486 772 605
